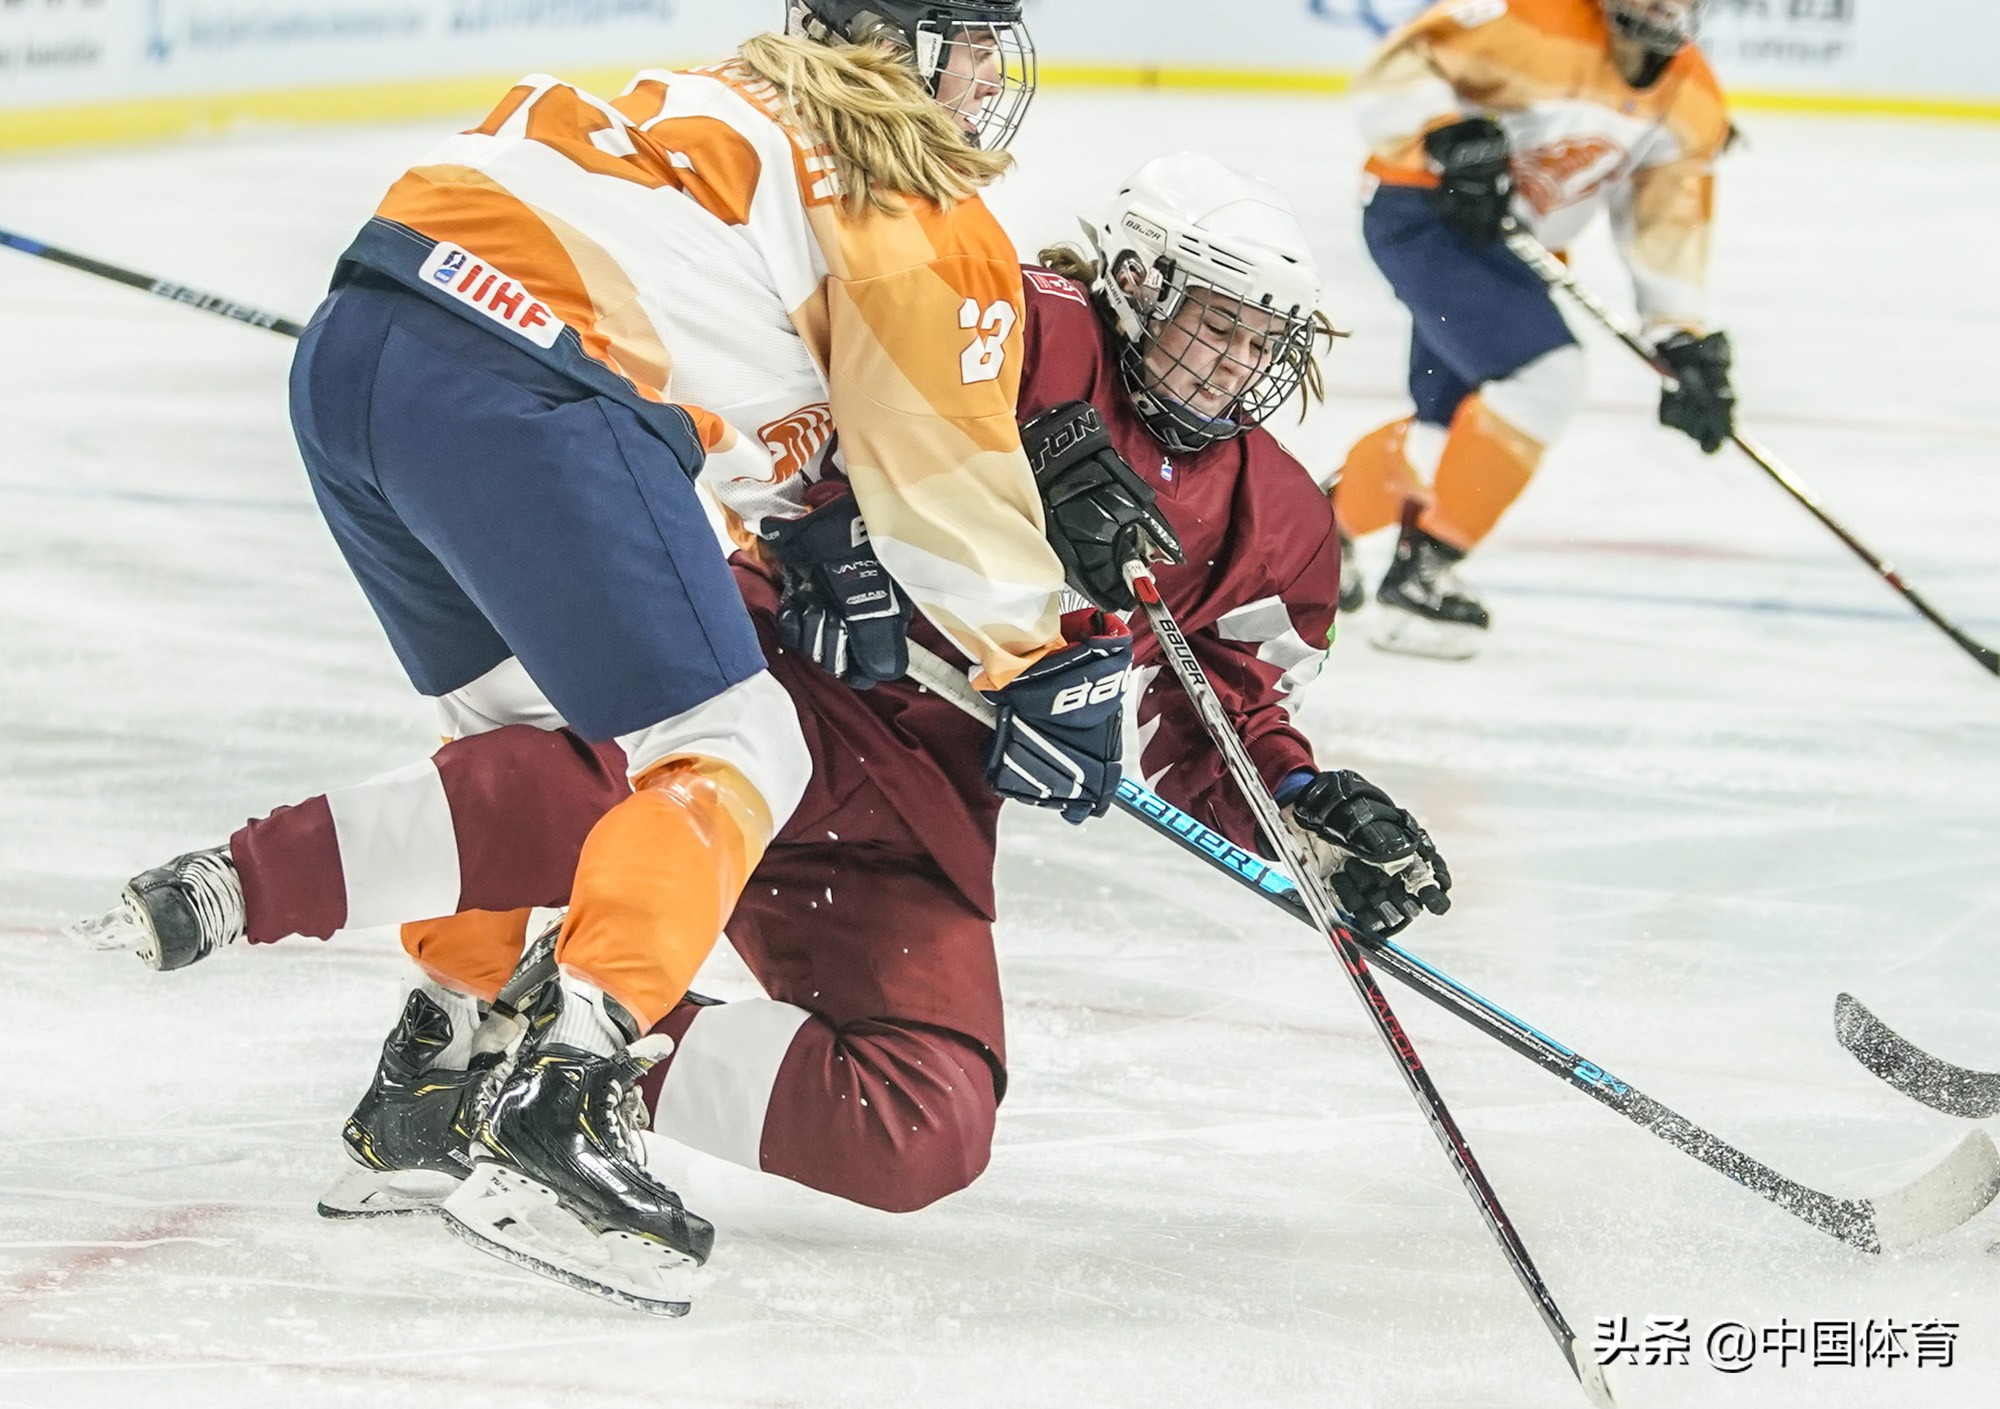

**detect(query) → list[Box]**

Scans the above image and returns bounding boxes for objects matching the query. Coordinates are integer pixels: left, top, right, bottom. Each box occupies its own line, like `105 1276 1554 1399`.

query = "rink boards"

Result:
2 0 1999 155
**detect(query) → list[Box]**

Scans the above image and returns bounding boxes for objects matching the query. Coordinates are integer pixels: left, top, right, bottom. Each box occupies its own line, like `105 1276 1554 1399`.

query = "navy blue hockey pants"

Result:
1362 185 1578 428
288 277 765 743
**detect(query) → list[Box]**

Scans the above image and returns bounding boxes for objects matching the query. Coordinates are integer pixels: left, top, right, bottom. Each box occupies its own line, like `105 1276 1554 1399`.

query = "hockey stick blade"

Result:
1113 764 1999 1252
1571 1340 1617 1409
1835 993 2000 1119
1865 1130 2000 1253
1116 566 1601 1404
905 645 2000 1253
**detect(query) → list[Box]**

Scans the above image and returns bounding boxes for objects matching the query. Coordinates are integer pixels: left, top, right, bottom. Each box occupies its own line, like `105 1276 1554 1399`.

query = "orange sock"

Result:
400 909 533 1002
556 756 773 1030
1419 396 1547 552
1333 416 1428 538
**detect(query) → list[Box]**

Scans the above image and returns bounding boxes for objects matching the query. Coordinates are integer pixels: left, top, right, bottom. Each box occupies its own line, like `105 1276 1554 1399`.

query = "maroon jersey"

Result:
768 269 1343 899
1017 266 1341 847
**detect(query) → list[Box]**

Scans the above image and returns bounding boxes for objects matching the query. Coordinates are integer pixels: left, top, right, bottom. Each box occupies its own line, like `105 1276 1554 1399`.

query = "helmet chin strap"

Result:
1122 348 1245 455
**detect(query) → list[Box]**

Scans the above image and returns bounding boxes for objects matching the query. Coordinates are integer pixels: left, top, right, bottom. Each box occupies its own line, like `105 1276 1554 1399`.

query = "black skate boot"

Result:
441 976 712 1316
318 988 504 1218
319 922 563 1218
1337 526 1366 616
1370 509 1491 660
76 846 246 971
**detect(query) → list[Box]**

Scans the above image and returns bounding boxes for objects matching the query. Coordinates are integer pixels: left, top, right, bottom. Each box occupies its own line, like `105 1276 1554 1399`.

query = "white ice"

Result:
2 93 1998 1409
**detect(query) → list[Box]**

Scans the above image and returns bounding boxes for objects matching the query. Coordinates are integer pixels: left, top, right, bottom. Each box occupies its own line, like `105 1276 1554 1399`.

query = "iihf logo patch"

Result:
1159 459 1174 481
417 241 561 349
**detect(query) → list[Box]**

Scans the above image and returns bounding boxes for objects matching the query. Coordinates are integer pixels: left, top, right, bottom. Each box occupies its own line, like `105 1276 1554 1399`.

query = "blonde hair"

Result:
736 32 1012 216
1034 242 1346 413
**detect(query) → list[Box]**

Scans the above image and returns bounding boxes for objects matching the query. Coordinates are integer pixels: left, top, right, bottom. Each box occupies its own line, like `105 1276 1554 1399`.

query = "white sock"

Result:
416 978 481 1071
543 975 626 1057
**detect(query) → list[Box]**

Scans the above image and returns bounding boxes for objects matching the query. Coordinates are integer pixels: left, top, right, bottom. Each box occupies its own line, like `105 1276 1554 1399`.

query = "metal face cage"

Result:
915 20 1036 152
1112 251 1317 455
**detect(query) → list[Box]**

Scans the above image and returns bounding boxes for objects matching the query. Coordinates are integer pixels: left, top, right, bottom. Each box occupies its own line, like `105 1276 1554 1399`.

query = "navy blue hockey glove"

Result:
1281 769 1451 937
1021 400 1184 612
1654 329 1735 454
981 611 1133 824
1423 117 1515 245
764 493 912 690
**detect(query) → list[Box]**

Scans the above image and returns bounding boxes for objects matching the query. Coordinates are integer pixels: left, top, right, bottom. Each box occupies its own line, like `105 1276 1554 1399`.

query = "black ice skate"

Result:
76 846 246 971
320 922 562 1218
441 978 711 1316
1370 512 1491 661
318 988 507 1219
1337 526 1365 616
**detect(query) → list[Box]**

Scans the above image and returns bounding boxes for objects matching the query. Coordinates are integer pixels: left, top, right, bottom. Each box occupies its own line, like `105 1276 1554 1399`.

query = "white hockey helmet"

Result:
1601 0 1708 56
1088 152 1323 454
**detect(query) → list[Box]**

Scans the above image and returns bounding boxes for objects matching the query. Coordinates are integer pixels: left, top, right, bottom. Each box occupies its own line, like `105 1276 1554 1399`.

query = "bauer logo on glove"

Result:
981 610 1134 824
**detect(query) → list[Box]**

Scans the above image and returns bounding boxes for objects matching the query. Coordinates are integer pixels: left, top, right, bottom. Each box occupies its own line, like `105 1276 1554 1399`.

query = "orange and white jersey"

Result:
1352 0 1729 332
338 60 1065 688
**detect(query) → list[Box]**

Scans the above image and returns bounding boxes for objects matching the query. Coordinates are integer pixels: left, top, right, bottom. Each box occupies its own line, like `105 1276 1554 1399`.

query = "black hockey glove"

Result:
764 492 912 690
1422 117 1515 246
1654 329 1735 454
1021 400 1184 612
981 611 1133 825
1282 769 1452 937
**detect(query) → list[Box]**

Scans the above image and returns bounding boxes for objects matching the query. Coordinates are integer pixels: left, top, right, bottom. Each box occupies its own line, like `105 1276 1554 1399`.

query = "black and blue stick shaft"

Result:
1501 220 1998 679
0 226 306 338
903 643 1999 1257
1108 772 1998 1256
1120 565 1610 1405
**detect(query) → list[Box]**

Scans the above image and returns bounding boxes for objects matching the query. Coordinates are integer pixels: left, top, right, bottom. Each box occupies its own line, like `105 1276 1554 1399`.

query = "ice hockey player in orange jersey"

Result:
1336 0 1737 658
87 1 1139 1315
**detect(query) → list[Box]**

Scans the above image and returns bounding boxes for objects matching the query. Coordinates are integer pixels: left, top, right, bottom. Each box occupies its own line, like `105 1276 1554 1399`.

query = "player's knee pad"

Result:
1479 344 1586 450
435 725 631 903
616 670 811 835
644 1002 997 1212
830 1022 998 1213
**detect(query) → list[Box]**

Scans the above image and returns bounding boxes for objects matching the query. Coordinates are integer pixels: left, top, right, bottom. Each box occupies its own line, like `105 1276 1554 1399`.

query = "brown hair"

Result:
736 32 1012 216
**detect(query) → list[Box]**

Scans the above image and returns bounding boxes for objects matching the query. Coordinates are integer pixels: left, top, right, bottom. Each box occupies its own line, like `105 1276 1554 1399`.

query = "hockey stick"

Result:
1835 993 2000 1120
906 641 2000 1255
1500 221 2000 679
0 226 307 338
927 619 1612 1403
1119 564 1612 1404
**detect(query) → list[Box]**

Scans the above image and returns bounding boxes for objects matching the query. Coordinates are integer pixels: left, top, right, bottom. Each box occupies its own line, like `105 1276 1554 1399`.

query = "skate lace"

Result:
180 851 246 947
467 1052 513 1132
603 1068 652 1163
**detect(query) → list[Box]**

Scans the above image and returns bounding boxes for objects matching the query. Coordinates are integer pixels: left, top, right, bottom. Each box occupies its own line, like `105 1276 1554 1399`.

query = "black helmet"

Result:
788 2 1036 151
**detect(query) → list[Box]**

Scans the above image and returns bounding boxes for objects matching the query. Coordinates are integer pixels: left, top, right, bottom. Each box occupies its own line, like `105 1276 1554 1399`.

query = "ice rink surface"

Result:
2 89 1997 1409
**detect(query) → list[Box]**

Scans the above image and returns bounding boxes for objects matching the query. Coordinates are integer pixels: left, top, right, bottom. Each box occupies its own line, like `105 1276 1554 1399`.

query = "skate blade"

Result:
317 1164 462 1219
68 895 151 958
440 1162 698 1316
1368 605 1485 661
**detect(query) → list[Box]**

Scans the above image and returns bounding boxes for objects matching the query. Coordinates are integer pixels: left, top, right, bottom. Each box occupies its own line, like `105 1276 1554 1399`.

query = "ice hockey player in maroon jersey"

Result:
84 154 1450 1312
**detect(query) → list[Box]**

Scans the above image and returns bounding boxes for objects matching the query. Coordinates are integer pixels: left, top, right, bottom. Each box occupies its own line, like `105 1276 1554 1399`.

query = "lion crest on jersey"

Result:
1512 136 1628 215
758 403 836 482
